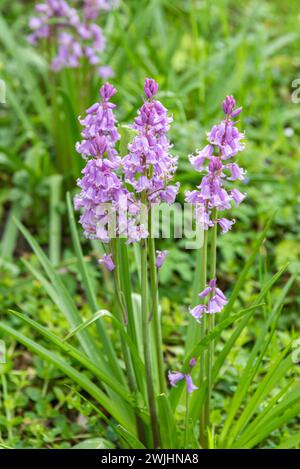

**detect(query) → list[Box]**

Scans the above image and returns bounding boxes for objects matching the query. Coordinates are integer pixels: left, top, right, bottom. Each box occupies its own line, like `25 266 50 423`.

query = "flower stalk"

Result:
199 230 208 448
148 210 166 394
141 230 160 448
110 239 147 444
204 208 217 444
184 390 189 448
110 239 136 393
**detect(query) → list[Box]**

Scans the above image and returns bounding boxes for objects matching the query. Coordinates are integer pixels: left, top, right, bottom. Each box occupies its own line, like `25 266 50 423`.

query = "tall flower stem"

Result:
204 209 217 440
118 239 139 346
111 239 147 444
199 230 208 448
184 390 190 448
141 234 160 448
110 240 136 394
148 210 166 393
116 239 146 396
49 174 63 267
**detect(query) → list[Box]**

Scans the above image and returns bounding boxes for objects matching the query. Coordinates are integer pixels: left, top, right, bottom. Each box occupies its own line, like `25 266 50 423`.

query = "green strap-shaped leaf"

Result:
170 304 263 411
63 310 111 341
15 219 102 367
220 265 289 445
0 322 136 433
116 425 146 449
222 214 274 318
66 387 147 449
7 309 132 405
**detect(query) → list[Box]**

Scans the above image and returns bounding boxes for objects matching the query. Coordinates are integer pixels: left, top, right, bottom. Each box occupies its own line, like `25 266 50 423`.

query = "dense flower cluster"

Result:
74 82 149 245
168 357 198 394
185 95 246 233
28 0 114 77
75 82 120 162
83 0 118 20
122 79 179 205
190 279 228 322
74 83 126 241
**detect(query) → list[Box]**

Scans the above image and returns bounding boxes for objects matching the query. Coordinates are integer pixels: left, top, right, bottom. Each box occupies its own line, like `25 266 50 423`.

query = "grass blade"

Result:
0 322 136 433
223 214 274 318
170 304 263 411
49 175 63 266
15 219 102 366
219 267 289 446
63 310 111 342
116 425 146 449
7 309 131 404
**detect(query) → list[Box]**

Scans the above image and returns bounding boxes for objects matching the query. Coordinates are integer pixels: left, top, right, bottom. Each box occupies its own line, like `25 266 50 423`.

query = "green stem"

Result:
48 69 63 176
199 230 208 448
148 211 166 393
110 240 136 393
117 239 146 397
118 239 138 343
141 235 160 448
184 390 189 448
49 174 63 267
110 240 147 444
204 210 217 443
186 228 208 354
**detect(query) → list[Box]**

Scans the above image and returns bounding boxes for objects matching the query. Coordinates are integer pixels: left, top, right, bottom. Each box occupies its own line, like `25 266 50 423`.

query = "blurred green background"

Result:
0 0 300 448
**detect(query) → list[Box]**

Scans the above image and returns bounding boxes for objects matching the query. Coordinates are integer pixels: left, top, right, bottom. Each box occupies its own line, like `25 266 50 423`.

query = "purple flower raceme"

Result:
74 82 126 242
28 0 80 46
74 82 149 246
75 82 120 162
28 0 114 75
156 250 168 268
185 95 246 234
122 78 179 206
168 358 198 394
190 279 228 322
83 0 118 20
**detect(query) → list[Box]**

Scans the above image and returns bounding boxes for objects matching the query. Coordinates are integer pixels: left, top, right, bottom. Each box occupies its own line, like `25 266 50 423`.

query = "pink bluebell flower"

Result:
83 0 117 20
189 304 207 322
168 371 184 387
98 65 115 79
217 217 235 234
168 358 198 394
190 279 228 322
185 95 246 234
155 250 168 268
74 83 127 242
185 374 199 394
144 78 159 99
231 189 246 206
122 78 179 206
98 253 115 271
